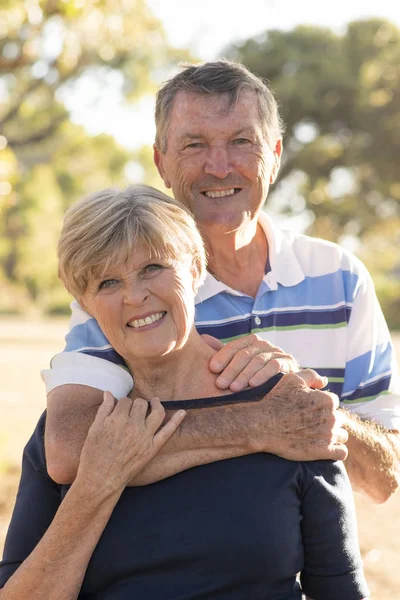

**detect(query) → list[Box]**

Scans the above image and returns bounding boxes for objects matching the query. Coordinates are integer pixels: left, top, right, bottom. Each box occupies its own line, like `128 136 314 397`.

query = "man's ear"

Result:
153 144 171 189
270 138 283 184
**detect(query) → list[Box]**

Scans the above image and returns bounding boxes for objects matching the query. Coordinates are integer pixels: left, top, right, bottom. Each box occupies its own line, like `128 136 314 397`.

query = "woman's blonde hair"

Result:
58 184 207 298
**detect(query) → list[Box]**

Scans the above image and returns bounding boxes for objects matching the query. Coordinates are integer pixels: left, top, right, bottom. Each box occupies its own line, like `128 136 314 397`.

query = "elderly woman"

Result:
0 185 369 600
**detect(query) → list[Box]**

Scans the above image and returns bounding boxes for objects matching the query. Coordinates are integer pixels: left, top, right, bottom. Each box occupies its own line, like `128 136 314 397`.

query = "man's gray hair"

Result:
155 59 285 152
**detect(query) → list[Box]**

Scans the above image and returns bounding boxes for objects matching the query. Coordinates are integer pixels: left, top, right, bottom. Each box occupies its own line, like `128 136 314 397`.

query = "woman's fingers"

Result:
153 409 186 451
129 397 149 422
145 398 165 432
91 391 116 428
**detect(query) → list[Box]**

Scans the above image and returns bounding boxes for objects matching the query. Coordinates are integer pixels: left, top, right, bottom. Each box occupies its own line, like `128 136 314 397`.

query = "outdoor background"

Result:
1 0 400 597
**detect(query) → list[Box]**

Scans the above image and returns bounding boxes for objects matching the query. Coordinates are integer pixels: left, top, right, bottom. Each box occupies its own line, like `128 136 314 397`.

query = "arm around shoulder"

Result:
45 384 104 484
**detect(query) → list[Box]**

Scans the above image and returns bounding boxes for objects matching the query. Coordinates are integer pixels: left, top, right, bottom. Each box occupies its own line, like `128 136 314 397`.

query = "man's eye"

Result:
99 279 118 290
184 142 204 149
233 138 251 145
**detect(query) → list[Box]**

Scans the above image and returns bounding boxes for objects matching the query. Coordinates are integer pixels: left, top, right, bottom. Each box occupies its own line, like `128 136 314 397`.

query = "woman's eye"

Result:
143 264 164 275
99 279 118 290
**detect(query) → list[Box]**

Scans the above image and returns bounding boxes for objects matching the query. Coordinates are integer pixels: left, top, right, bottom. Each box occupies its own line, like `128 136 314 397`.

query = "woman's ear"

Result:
190 259 201 295
78 295 89 314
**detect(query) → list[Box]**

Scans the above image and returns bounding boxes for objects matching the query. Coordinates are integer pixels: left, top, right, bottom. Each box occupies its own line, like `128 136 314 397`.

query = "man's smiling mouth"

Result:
202 188 241 198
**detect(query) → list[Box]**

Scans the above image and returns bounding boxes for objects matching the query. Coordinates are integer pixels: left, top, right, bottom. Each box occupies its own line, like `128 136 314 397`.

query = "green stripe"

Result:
221 322 347 344
252 323 347 333
341 390 390 405
328 377 344 383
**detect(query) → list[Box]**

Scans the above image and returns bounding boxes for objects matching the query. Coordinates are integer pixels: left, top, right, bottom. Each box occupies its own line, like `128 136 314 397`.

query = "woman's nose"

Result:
123 281 148 306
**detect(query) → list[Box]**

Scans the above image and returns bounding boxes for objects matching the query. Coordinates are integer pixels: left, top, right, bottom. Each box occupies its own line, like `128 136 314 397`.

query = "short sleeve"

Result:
0 413 62 588
40 300 133 399
340 257 400 430
299 460 369 600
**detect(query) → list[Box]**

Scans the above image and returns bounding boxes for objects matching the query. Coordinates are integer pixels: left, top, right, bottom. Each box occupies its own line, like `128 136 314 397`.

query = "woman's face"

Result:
81 242 197 363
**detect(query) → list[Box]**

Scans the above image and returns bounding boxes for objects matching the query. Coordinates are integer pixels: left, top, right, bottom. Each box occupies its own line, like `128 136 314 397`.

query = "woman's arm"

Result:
300 460 370 600
0 395 184 600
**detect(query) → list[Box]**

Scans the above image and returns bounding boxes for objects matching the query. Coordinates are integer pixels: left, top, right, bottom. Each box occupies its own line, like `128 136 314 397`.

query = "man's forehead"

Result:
169 89 261 131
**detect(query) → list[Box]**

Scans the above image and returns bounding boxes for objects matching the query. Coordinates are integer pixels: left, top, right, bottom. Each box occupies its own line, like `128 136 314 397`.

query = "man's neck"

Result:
202 218 268 299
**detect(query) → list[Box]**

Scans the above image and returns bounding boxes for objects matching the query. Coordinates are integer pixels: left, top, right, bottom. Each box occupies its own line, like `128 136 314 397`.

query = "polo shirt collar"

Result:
195 211 305 305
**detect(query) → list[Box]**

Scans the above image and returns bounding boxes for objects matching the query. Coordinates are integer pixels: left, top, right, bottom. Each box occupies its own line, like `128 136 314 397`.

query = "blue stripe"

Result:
64 318 110 352
195 306 350 339
196 269 359 324
342 375 391 402
81 349 127 368
325 381 344 397
312 368 345 379
342 344 394 394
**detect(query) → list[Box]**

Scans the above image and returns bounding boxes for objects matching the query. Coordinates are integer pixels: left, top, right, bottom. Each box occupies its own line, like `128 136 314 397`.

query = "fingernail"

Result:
321 377 328 386
178 410 186 418
211 361 222 372
216 377 228 387
230 381 244 392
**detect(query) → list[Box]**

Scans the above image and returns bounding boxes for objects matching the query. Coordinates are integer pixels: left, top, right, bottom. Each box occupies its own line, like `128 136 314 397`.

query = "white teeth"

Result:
128 312 164 329
204 188 236 198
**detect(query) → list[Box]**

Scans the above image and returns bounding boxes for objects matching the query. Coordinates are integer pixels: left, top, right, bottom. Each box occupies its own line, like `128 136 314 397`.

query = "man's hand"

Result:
202 333 305 392
254 369 349 461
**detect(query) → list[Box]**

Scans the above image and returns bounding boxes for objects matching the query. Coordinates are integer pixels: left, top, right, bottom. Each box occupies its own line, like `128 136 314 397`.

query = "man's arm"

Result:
45 372 348 485
341 410 400 503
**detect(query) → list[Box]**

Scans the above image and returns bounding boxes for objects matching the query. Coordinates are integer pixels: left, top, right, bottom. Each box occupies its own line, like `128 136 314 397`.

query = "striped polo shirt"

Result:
42 212 400 430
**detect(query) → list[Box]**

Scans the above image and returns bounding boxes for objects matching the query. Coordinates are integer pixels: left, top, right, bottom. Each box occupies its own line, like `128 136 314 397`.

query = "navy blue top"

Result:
0 382 369 599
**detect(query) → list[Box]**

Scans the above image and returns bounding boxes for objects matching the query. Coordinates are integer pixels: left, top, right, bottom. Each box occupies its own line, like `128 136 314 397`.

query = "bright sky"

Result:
64 0 400 150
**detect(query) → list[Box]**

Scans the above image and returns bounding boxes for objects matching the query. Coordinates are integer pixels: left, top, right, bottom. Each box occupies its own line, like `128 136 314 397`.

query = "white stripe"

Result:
195 313 253 326
72 344 113 352
253 301 352 315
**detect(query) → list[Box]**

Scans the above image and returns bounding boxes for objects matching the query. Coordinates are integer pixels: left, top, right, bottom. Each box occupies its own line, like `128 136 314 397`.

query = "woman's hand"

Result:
76 392 186 497
202 333 322 392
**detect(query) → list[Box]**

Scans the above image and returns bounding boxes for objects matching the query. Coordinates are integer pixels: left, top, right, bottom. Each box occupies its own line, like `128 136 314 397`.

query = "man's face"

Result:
154 90 282 233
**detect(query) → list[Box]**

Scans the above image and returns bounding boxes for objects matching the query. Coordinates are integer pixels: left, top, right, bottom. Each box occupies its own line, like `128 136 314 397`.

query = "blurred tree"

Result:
0 0 188 313
227 19 400 327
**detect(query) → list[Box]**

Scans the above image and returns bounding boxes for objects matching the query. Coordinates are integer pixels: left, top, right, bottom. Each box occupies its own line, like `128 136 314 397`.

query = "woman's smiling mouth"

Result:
127 311 166 329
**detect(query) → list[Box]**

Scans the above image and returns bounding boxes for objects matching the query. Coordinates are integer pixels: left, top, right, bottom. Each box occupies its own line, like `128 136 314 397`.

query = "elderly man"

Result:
43 60 400 503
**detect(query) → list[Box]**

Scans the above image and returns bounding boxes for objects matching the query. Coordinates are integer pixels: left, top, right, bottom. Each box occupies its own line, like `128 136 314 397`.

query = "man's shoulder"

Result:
280 229 367 279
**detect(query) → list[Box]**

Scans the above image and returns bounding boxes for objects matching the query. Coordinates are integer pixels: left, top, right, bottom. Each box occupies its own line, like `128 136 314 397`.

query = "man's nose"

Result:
204 146 233 179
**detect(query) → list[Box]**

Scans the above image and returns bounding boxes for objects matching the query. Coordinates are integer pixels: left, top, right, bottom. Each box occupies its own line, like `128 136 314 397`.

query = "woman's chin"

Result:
125 342 180 362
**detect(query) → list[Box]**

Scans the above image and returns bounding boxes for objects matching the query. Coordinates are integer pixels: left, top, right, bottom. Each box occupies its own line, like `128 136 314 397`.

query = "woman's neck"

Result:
126 331 229 402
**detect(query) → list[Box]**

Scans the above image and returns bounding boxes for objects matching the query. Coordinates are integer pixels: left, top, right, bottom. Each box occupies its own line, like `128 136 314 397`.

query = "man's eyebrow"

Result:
231 127 257 137
178 132 204 142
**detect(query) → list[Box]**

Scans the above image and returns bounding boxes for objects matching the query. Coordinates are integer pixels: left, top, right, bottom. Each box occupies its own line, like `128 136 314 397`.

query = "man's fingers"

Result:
153 410 186 451
226 355 281 392
326 444 349 461
245 356 299 389
295 368 328 390
201 334 224 351
209 334 276 374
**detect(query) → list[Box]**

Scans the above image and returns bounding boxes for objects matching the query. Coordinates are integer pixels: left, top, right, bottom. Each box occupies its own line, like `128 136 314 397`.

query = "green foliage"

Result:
227 19 400 328
0 0 189 314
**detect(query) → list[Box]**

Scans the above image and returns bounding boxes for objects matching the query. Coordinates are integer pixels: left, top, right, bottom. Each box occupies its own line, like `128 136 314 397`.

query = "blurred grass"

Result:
0 318 400 597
